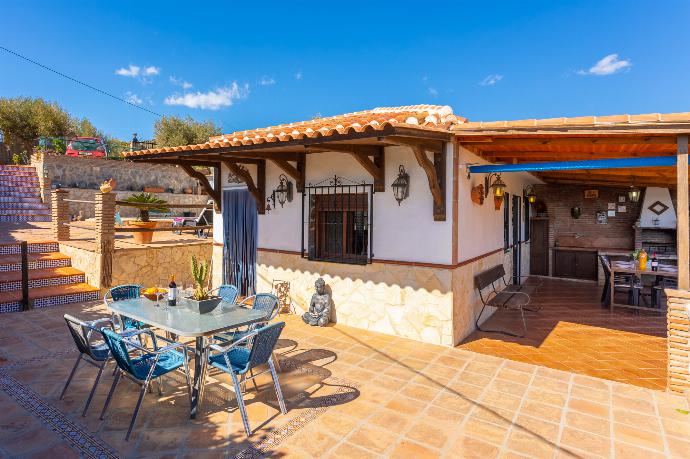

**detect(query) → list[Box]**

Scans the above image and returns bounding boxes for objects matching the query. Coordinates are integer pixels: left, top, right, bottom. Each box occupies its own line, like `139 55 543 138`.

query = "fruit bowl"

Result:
142 287 167 301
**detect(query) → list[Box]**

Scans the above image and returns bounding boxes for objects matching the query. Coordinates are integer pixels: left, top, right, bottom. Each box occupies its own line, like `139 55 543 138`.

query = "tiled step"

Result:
0 202 49 210
0 215 51 223
0 196 42 203
0 267 85 292
0 185 40 193
0 176 39 184
0 252 71 271
0 165 37 171
0 207 50 214
0 189 41 197
0 241 60 255
0 283 100 311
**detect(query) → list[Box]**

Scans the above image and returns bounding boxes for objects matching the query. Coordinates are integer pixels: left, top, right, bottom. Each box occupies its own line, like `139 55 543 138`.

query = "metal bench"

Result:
474 264 542 337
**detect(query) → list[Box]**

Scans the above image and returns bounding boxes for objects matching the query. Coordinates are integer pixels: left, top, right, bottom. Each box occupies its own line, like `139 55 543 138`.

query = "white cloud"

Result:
164 82 249 110
115 64 141 77
579 54 632 76
479 74 503 86
295 71 302 80
260 76 276 86
124 92 143 105
427 87 438 97
169 76 193 89
116 64 160 81
143 66 160 76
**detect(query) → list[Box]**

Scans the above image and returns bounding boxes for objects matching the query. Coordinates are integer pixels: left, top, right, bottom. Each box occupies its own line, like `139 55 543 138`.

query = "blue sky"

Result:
1 0 689 140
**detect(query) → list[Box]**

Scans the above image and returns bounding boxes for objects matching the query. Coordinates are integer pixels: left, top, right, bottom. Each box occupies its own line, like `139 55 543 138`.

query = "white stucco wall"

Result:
457 146 540 262
214 144 454 265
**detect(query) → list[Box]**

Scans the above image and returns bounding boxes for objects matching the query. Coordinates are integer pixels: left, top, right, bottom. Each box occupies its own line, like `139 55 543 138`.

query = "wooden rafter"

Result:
412 144 446 221
306 144 385 191
180 165 221 212
222 160 266 214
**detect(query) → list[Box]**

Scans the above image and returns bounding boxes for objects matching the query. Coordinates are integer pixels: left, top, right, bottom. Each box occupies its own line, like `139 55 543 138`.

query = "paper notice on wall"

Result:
608 202 616 210
608 210 616 217
618 205 627 213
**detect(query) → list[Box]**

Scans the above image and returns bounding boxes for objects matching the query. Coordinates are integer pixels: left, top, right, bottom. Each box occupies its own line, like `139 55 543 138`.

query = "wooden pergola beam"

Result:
222 160 266 214
180 165 221 212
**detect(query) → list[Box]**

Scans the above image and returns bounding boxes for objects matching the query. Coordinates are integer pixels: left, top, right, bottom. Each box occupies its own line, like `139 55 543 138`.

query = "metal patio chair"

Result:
98 328 192 441
104 284 146 332
214 293 282 370
210 284 240 304
208 321 287 436
60 314 120 417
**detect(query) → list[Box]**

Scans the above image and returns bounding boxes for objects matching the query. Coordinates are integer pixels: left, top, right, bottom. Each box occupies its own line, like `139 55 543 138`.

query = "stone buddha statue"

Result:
302 278 331 327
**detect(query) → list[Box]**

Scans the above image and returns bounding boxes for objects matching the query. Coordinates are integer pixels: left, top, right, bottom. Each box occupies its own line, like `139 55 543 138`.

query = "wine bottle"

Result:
168 275 177 306
651 252 659 272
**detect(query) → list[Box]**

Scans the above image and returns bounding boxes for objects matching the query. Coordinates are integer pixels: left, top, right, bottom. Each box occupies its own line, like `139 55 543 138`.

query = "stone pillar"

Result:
51 189 70 241
666 288 690 394
95 192 116 288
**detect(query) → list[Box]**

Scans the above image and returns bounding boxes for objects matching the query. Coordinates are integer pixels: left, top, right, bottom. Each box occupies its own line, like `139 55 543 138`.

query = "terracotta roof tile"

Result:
453 111 690 131
124 105 460 158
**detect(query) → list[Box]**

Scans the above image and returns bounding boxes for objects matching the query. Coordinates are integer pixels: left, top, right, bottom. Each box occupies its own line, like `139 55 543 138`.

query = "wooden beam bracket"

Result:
180 165 221 212
272 155 305 192
412 144 446 221
222 160 266 214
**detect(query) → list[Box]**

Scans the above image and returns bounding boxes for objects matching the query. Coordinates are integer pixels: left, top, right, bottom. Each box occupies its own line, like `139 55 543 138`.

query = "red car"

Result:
65 137 107 157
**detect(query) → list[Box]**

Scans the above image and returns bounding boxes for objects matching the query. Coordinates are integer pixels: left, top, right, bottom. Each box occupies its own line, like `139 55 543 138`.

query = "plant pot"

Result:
128 221 157 244
185 296 222 314
143 187 164 193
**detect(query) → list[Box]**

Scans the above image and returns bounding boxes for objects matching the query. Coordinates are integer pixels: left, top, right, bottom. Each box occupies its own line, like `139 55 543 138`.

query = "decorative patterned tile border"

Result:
0 215 51 223
0 368 120 459
0 257 72 272
33 290 100 309
0 301 21 313
2 346 359 458
0 274 85 292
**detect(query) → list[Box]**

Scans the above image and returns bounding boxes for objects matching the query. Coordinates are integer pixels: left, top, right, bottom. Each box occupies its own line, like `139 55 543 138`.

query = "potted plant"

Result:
123 192 169 244
186 255 221 313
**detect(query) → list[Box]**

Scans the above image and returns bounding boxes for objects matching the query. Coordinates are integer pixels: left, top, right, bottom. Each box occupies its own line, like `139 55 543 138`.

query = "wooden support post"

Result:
257 159 266 214
678 135 689 289
180 165 221 212
20 241 29 310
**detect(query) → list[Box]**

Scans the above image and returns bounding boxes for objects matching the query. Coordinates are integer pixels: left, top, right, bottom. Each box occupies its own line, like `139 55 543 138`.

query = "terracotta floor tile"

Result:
347 425 398 454
567 398 610 419
506 429 557 459
449 435 501 459
613 422 665 452
559 428 610 457
614 442 667 459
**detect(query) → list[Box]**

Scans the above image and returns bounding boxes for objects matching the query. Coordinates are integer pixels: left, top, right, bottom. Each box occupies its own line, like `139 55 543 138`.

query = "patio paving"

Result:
460 278 668 390
1 300 689 458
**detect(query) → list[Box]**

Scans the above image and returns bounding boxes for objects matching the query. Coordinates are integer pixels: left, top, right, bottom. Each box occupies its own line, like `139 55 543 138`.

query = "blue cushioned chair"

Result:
210 284 240 304
104 284 146 331
208 321 287 436
99 328 191 441
61 314 120 417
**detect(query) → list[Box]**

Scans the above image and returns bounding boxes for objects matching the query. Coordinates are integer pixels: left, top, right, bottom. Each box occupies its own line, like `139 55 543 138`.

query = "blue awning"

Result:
468 155 676 174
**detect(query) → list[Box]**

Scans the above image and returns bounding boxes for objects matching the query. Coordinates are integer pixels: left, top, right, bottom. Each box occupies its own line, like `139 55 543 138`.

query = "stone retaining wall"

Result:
111 242 212 291
667 288 690 393
39 154 199 193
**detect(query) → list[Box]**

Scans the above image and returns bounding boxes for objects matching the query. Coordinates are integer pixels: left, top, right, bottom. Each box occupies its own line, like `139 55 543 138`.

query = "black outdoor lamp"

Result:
485 173 507 198
391 165 410 205
524 185 537 204
628 186 641 203
266 174 293 213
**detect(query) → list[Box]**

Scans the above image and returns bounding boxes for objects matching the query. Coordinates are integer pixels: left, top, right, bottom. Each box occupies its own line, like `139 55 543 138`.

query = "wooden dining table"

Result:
610 260 678 312
107 297 268 419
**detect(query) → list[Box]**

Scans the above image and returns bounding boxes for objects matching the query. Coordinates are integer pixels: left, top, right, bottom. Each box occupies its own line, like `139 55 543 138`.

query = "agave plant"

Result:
123 192 168 222
191 255 211 300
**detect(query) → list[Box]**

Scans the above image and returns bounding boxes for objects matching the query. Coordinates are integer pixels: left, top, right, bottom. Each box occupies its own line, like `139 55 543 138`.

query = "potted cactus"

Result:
186 255 221 313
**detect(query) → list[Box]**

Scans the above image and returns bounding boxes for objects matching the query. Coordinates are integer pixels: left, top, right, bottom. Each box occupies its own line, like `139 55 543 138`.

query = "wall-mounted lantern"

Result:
266 174 293 213
485 173 507 198
524 185 537 204
391 165 410 205
628 186 641 203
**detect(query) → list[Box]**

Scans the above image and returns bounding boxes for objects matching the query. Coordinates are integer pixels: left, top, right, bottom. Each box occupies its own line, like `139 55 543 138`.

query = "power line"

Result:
0 45 162 117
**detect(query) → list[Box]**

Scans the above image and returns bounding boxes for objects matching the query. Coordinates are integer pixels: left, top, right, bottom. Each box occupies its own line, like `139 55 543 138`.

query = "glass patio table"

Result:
107 296 268 418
